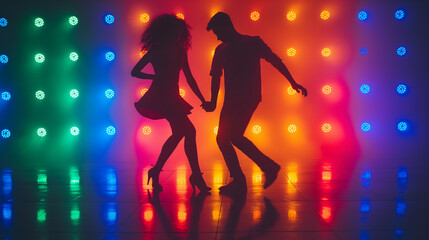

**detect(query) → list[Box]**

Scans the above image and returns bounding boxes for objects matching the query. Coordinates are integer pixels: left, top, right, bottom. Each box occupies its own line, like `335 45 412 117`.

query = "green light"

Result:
70 89 79 98
69 16 78 26
37 128 47 137
69 52 78 61
35 53 45 63
37 209 46 223
71 205 80 225
35 90 45 100
35 17 44 27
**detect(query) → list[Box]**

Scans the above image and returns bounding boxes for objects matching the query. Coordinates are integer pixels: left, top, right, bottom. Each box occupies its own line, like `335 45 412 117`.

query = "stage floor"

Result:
1 159 428 240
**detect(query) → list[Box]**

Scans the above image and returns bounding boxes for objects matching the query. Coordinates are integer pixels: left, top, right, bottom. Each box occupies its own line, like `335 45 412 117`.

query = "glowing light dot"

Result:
35 17 44 27
35 53 45 63
105 89 115 99
1 129 11 138
252 125 262 134
70 127 80 136
360 47 368 55
211 50 215 57
37 128 46 137
322 85 332 95
69 16 78 26
139 50 147 58
395 10 405 20
287 86 297 95
140 88 148 96
250 11 260 21
321 48 331 57
106 126 116 135
142 126 152 135
214 126 219 134
0 54 9 64
287 48 296 57
287 11 297 21
397 46 406 56
397 122 407 132
360 84 370 94
176 13 185 20
140 13 150 23
70 89 79 98
397 84 407 94
322 123 332 133
69 52 78 61
106 51 115 61
320 10 330 20
358 11 368 21
35 90 45 100
2 91 11 101
105 14 115 24
179 88 185 97
288 124 297 133
361 122 371 132
0 18 7 27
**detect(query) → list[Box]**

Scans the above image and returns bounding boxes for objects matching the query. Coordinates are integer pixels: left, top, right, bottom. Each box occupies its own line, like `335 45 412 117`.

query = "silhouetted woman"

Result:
131 14 210 192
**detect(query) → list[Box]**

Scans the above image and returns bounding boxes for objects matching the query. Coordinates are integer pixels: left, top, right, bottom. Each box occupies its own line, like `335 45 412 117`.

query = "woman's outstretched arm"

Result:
182 51 205 104
131 50 156 80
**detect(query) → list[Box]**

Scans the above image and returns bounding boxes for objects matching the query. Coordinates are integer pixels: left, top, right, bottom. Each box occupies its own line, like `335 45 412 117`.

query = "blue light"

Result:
105 14 115 24
361 122 370 132
105 52 115 61
361 171 371 180
1 129 11 138
0 54 9 64
360 84 370 94
358 11 368 21
0 18 7 27
360 202 370 214
397 84 407 94
359 47 368 55
106 126 116 135
397 46 406 56
105 89 115 99
398 167 408 179
395 9 405 20
2 203 12 221
104 203 117 226
397 121 407 131
396 201 406 215
2 91 11 101
2 170 12 197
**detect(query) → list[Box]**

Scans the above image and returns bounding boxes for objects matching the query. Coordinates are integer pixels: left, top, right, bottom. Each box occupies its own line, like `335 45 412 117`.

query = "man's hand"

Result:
292 83 308 97
201 101 216 112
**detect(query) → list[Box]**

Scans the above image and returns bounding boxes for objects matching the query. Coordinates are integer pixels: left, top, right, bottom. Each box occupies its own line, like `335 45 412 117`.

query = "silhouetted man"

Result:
203 12 307 193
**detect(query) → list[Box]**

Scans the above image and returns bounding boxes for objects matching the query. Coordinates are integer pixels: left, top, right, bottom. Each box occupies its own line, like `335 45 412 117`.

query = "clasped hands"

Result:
200 101 216 112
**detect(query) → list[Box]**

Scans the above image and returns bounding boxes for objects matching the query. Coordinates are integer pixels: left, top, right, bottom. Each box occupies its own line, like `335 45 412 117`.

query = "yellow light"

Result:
287 11 297 21
250 11 260 21
287 171 298 183
140 13 150 23
144 209 153 222
321 10 330 20
288 124 297 133
322 207 331 220
139 50 147 58
142 126 152 135
211 49 215 57
252 166 262 184
287 86 297 95
252 125 262 134
321 48 331 57
322 85 332 95
287 48 296 57
178 204 187 222
288 209 297 221
176 13 185 20
322 171 332 181
214 126 219 134
179 88 185 97
212 210 220 221
322 123 332 133
140 88 148 96
213 164 223 188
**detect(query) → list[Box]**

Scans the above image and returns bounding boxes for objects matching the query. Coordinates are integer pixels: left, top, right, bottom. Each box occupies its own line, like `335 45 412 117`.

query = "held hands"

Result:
291 82 308 97
201 101 216 112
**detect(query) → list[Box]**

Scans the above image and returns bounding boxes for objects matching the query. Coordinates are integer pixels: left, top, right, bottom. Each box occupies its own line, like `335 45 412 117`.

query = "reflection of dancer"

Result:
132 14 210 192
203 12 307 193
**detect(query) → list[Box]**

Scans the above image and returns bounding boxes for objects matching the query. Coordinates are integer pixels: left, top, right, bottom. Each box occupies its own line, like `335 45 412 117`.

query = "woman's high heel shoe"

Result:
147 168 163 191
189 173 211 192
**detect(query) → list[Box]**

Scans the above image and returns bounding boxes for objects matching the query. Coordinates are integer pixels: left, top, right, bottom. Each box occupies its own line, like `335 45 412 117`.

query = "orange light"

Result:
252 166 262 184
212 210 220 221
287 48 296 57
287 171 298 183
322 207 331 220
140 88 148 96
321 48 331 57
179 88 185 97
252 125 262 134
214 126 218 134
321 10 330 20
142 126 152 135
139 50 147 58
211 49 215 57
322 123 332 133
322 171 332 181
288 209 297 221
287 86 297 95
253 209 261 221
287 11 297 21
288 124 297 133
176 13 185 20
178 204 187 222
144 209 153 222
140 13 150 23
250 11 260 21
322 85 332 95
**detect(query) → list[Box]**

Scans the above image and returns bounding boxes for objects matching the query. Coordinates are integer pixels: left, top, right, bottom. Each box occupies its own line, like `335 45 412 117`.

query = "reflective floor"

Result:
1 160 428 240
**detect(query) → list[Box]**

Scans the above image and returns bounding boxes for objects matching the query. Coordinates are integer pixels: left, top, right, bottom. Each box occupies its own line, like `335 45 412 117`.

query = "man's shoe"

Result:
219 177 247 194
264 163 280 189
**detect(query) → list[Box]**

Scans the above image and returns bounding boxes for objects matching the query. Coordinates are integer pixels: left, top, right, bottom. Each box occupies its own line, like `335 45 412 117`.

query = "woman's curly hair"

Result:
140 14 192 51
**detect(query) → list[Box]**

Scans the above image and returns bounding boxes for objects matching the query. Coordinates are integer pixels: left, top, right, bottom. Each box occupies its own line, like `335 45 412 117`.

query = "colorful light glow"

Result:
1 129 11 138
176 13 185 20
70 127 80 136
106 126 116 136
395 9 405 20
397 46 406 56
211 49 215 57
37 128 46 137
69 16 78 26
140 88 148 96
321 206 332 220
322 123 332 133
360 84 370 94
142 126 151 135
179 88 185 97
105 51 115 61
70 89 79 98
35 53 45 63
69 52 78 61
397 84 407 94
287 48 296 57
139 50 148 58
35 90 45 100
397 121 407 132
178 204 187 222
35 17 44 27
288 124 297 133
321 48 331 57
105 14 114 24
105 89 115 99
2 91 11 101
144 208 153 222
361 122 371 132
322 85 332 95
320 10 330 20
360 47 368 55
287 11 297 21
0 54 8 64
252 125 262 134
250 11 260 21
0 18 7 27
214 126 219 134
287 86 297 95
358 11 368 21
140 13 150 23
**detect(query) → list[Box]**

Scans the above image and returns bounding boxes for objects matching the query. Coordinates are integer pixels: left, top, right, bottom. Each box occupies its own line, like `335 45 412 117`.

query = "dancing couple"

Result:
131 12 307 194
